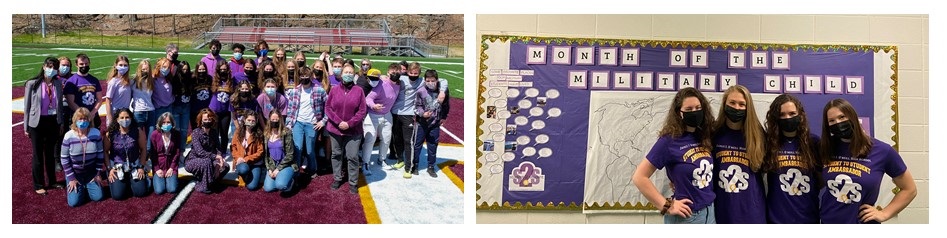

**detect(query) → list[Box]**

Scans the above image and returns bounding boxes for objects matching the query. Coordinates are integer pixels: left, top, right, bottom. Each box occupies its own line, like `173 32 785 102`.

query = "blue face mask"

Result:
341 74 355 83
332 67 342 76
76 121 90 129
59 66 71 75
44 68 57 78
265 88 277 96
161 123 173 132
160 67 170 77
116 66 129 75
260 49 269 57
118 119 131 128
234 52 243 60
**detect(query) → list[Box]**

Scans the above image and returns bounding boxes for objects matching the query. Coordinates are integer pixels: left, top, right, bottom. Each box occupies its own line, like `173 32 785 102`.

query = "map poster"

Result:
476 35 898 211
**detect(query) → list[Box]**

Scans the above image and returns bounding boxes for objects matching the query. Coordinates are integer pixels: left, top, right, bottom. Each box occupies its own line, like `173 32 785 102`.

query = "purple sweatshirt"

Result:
365 77 400 115
152 76 174 108
257 93 288 117
200 53 225 79
325 83 367 136
60 129 105 181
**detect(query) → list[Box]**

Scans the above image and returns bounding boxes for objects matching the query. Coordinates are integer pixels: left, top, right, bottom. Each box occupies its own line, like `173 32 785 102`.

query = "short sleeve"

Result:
881 142 908 178
646 136 671 170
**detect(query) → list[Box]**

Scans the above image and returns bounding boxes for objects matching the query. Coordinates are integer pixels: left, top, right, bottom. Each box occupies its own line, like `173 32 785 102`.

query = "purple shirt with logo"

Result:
646 133 716 212
766 134 821 224
152 76 174 108
712 127 766 224
209 78 234 113
64 73 102 111
820 138 907 224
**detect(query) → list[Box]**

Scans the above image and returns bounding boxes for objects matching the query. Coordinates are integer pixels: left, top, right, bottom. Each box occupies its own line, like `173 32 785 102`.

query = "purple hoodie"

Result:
200 53 225 79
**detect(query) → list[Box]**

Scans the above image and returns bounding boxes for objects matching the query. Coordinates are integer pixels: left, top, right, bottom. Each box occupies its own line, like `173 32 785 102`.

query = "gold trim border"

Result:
476 34 900 211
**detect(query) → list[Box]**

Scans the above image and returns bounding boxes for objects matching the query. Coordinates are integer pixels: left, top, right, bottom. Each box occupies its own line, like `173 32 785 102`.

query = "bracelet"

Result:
660 197 674 215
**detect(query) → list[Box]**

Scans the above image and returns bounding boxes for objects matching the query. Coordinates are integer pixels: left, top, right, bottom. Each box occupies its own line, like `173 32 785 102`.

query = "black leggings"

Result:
216 111 231 147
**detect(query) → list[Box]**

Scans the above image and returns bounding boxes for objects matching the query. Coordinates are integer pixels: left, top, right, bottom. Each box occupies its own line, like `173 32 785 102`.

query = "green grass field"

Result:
12 43 465 99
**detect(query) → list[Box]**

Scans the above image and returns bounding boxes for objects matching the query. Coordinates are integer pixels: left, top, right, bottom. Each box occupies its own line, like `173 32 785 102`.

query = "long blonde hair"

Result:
134 59 154 91
713 85 765 172
106 55 131 86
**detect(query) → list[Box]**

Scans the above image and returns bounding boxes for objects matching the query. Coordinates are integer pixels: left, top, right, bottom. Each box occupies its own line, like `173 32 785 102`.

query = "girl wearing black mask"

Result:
209 61 235 147
282 61 299 97
257 60 278 93
190 63 214 129
633 87 716 224
242 61 259 96
818 99 916 224
710 85 766 224
762 94 820 223
171 61 193 148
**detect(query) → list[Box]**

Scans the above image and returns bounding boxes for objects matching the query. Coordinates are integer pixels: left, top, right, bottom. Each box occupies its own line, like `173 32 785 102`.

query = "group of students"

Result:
23 39 450 207
631 86 917 224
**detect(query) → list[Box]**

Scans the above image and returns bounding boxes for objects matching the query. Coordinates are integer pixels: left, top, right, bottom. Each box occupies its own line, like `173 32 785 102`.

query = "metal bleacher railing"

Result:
192 17 447 58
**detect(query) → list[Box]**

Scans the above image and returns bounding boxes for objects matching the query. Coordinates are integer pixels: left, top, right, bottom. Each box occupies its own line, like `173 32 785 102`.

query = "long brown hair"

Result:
265 110 287 139
658 87 715 151
134 59 154 91
819 99 873 164
235 110 264 144
107 55 131 86
212 60 232 93
713 85 765 172
257 60 277 92
763 94 818 172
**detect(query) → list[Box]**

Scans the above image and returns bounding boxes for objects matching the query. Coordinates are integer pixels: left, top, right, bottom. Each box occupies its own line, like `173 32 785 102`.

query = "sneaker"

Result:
363 164 372 176
427 167 438 178
330 181 343 190
349 185 358 194
392 161 405 170
403 171 412 179
412 168 419 175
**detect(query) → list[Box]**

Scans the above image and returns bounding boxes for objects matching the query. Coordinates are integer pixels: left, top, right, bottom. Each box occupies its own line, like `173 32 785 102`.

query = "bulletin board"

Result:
475 35 899 212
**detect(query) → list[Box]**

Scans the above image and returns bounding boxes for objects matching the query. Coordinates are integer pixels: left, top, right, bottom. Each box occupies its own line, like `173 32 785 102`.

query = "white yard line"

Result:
13 121 24 128
153 181 196 224
440 126 464 146
48 47 463 65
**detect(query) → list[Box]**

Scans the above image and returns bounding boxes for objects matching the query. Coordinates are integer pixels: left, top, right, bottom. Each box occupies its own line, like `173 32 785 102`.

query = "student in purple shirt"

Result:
228 43 253 84
104 108 149 200
819 99 917 224
763 94 821 223
240 61 259 96
257 78 288 118
633 87 717 224
210 61 236 147
153 58 175 133
326 65 367 194
360 64 402 176
263 110 296 193
711 85 766 224
150 112 181 195
254 40 271 66
24 57 66 195
61 108 106 207
200 39 225 80
190 63 214 129
312 59 332 93
64 54 104 129
328 58 344 86
103 55 132 124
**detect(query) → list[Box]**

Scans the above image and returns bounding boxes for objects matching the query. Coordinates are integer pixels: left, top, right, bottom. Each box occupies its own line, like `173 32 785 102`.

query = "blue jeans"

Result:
109 172 150 200
263 167 295 192
413 121 441 169
171 104 190 149
133 110 156 150
292 122 317 173
236 162 264 191
664 203 716 224
153 173 179 195
66 172 105 207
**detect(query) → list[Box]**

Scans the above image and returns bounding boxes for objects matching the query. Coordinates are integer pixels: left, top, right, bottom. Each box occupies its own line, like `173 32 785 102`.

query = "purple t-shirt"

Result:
328 75 341 86
64 73 102 111
820 138 907 224
646 133 715 212
712 127 766 224
152 76 174 108
209 78 234 113
257 93 288 117
766 135 821 224
105 78 132 111
267 138 284 164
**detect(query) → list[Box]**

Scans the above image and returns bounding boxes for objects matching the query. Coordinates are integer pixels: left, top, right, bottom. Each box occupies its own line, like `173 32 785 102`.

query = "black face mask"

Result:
313 69 324 76
211 49 220 56
681 110 704 128
263 71 276 78
170 53 179 61
270 121 280 128
240 91 251 98
78 66 90 75
296 61 306 68
408 75 420 81
390 73 401 80
202 121 214 128
724 105 746 122
829 120 854 140
218 70 228 75
287 69 295 76
246 70 256 76
779 116 801 133
299 77 312 86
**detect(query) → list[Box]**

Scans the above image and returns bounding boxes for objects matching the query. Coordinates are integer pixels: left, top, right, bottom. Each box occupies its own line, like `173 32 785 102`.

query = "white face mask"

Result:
425 82 437 90
369 80 379 87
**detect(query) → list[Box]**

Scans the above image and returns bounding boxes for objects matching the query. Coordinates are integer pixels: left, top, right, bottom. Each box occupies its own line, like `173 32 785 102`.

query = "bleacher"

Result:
193 18 447 58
